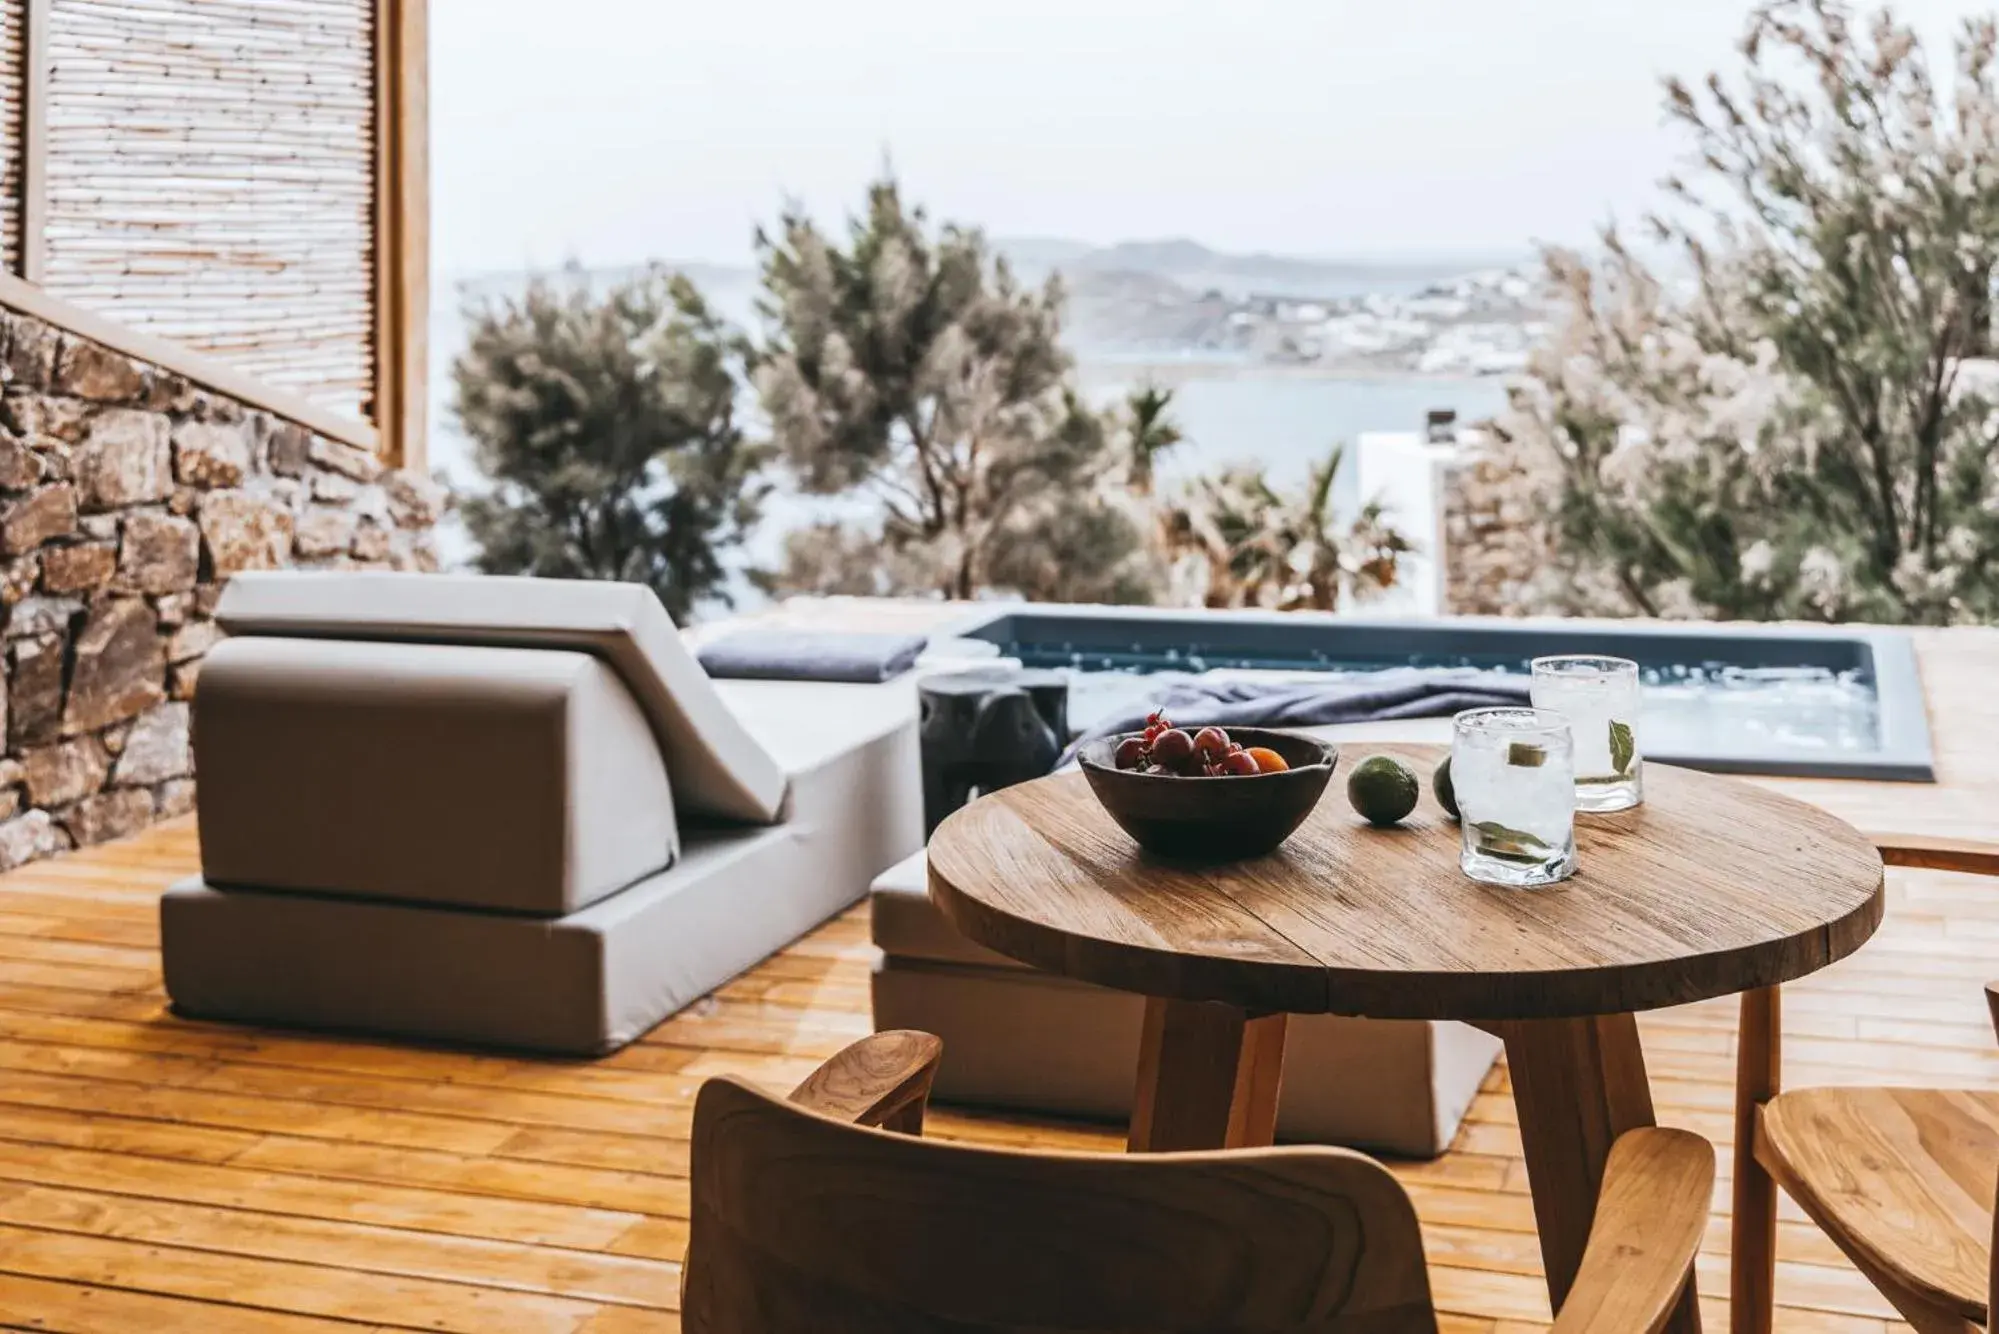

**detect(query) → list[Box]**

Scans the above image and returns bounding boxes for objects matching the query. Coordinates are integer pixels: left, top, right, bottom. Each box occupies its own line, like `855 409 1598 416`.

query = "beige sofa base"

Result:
167 823 814 1055
870 853 1501 1158
165 685 925 1055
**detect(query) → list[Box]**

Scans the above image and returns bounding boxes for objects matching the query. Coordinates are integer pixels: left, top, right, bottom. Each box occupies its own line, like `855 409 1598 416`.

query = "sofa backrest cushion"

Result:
216 572 788 823
196 637 680 913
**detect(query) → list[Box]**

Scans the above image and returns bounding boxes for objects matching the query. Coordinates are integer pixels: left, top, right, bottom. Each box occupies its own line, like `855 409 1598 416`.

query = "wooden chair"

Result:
684 1028 1716 1333
1732 834 1999 1334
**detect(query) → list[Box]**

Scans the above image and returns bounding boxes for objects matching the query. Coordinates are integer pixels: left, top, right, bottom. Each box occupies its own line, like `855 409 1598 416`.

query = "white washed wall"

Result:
1355 429 1455 616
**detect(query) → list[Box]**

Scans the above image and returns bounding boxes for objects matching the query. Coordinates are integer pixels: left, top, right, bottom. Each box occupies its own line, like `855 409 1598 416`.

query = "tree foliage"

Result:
753 179 1156 602
453 268 769 623
1510 0 1999 623
1159 444 1412 611
455 183 1416 616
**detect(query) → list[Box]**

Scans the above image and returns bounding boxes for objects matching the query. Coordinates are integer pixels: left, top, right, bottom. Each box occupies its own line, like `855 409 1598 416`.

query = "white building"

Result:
1354 417 1491 616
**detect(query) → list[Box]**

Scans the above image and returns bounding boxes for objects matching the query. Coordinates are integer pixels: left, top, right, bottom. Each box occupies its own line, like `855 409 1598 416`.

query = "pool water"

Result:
1059 664 1880 756
1640 667 1878 756
953 607 1932 780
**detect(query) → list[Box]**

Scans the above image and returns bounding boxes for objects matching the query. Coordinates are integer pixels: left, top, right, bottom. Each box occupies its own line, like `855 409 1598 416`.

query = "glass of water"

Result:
1530 655 1643 812
1453 708 1578 887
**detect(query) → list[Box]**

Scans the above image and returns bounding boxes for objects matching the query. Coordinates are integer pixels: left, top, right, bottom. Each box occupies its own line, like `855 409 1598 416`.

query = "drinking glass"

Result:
1530 655 1643 812
1452 707 1578 887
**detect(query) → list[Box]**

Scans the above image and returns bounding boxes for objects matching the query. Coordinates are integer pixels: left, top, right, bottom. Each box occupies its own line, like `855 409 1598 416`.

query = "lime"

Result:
1433 756 1459 820
1347 754 1420 827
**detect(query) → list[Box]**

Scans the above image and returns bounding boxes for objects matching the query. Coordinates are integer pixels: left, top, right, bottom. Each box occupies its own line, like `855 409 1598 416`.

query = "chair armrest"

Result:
1869 833 1999 877
1548 1128 1715 1334
1872 841 1999 1040
787 1030 942 1134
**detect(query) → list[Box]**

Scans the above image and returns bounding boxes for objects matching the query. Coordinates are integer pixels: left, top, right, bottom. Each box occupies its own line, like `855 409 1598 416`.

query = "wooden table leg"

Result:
1128 997 1288 1152
1502 1013 1701 1334
1731 986 1781 1334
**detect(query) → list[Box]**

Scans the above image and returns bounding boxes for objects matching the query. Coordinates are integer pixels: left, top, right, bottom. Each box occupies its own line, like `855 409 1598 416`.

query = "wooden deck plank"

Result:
0 1273 401 1333
0 1220 608 1333
0 753 1977 1332
0 1138 646 1250
0 1181 677 1307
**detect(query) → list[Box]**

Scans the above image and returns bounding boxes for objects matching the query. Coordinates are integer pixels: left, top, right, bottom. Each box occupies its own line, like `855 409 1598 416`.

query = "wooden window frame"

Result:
375 0 429 472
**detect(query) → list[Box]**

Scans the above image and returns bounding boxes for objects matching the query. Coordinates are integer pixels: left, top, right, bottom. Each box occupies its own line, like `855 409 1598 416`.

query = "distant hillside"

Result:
449 239 1522 314
997 236 1522 301
442 238 1537 359
991 236 1098 272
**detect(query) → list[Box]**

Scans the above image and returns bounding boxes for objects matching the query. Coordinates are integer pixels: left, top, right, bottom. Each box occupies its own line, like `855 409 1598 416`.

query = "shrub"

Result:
453 268 768 622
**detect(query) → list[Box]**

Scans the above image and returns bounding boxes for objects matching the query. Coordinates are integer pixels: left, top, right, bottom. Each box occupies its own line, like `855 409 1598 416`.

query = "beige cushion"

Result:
869 849 1501 1157
871 846 1022 968
195 637 677 915
711 676 920 818
217 571 787 823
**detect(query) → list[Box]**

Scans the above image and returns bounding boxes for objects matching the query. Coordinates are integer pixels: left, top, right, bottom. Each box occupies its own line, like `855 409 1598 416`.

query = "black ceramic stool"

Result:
919 670 1069 834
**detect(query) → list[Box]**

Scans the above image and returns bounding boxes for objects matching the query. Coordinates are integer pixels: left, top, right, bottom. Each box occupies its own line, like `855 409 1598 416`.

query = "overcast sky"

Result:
431 0 1989 276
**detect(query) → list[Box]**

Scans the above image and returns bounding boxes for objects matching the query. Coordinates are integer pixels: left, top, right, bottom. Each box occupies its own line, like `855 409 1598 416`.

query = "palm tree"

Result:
1159 464 1280 607
1123 384 1184 497
1268 444 1416 611
1159 443 1413 611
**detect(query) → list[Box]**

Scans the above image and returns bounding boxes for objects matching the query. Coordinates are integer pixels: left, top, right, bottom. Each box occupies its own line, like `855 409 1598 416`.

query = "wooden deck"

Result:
0 821 1987 1331
1 622 1997 1331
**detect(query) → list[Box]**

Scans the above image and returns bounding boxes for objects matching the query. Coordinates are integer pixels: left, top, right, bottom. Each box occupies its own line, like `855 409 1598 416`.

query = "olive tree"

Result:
453 268 768 622
754 179 1153 602
1506 0 1999 623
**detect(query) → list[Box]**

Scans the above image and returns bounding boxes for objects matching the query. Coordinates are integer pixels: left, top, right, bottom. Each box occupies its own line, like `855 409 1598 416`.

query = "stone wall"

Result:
0 305 444 868
1439 430 1558 617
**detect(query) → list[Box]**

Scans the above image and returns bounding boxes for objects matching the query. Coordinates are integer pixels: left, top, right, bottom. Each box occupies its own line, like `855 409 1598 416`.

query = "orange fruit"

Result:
1244 746 1289 774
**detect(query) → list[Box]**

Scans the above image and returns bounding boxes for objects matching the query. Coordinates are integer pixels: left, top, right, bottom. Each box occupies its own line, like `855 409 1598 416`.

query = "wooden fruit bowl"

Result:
1076 727 1337 861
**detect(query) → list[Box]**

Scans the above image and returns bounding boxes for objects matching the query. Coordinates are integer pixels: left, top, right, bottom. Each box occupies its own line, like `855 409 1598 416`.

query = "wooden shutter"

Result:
0 2 23 274
40 0 376 419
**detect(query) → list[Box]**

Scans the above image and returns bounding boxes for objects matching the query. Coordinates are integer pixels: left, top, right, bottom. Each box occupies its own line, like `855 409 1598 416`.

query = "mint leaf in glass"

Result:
1609 720 1635 777
1506 741 1547 767
1471 820 1554 864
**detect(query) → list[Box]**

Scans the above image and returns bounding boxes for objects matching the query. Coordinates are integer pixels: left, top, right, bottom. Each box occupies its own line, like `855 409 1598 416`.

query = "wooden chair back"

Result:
1734 835 1999 1333
682 1076 1439 1333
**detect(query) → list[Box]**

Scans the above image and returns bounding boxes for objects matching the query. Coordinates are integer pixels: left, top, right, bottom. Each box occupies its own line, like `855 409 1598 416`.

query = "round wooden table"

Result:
928 741 1884 1332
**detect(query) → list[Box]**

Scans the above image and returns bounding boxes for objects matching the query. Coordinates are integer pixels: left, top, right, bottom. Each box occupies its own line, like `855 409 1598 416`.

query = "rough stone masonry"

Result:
0 307 445 869
1440 429 1558 618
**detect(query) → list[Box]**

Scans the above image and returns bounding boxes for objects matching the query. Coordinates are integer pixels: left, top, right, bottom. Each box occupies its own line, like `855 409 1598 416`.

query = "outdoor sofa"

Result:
161 572 923 1055
161 569 1493 1153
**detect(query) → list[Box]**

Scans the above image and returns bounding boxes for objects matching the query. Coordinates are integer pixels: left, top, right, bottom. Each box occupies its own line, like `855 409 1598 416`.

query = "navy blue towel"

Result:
1061 668 1530 764
698 630 929 684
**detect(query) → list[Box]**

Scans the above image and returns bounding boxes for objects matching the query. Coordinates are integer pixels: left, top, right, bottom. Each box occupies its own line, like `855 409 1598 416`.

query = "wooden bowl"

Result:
1077 727 1338 861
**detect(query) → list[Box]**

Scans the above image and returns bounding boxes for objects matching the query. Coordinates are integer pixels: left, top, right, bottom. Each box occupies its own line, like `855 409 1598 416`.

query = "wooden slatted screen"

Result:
39 0 376 419
0 3 21 274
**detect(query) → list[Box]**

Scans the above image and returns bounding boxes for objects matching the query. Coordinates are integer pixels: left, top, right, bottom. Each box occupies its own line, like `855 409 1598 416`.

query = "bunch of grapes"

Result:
1112 711 1290 777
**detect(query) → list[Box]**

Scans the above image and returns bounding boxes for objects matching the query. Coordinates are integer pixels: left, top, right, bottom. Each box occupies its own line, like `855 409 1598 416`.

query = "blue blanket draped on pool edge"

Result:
1059 669 1531 766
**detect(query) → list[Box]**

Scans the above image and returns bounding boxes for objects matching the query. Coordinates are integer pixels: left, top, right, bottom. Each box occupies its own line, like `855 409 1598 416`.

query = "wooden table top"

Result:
927 741 1886 1021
